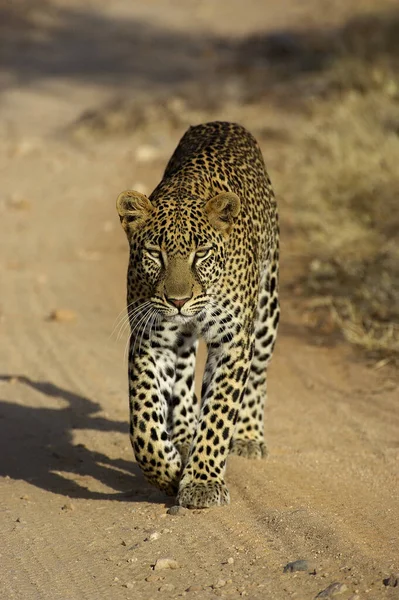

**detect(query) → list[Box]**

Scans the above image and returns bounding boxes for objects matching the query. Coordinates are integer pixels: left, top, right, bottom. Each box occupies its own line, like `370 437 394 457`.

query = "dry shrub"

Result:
260 9 399 357
234 9 399 102
287 93 399 355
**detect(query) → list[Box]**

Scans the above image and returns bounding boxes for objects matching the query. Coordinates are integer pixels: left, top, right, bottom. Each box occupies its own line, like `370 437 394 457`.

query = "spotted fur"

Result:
116 121 279 508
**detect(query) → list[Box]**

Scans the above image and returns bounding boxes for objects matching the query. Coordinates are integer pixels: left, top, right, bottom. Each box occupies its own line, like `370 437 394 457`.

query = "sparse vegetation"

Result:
277 13 399 356
69 8 399 357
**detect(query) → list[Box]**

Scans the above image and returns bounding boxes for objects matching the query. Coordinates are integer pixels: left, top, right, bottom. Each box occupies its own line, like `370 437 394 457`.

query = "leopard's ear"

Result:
205 192 241 236
116 190 153 233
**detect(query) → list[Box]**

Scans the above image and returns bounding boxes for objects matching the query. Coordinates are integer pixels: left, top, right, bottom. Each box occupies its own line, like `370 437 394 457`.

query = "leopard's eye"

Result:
145 247 163 264
195 247 213 261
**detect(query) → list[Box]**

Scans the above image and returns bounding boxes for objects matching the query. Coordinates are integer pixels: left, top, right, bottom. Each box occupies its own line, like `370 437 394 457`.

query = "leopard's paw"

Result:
140 454 182 497
230 438 268 459
177 480 230 509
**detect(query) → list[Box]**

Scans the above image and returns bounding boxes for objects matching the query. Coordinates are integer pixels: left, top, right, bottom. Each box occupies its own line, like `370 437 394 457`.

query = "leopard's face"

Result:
127 207 226 320
116 189 241 321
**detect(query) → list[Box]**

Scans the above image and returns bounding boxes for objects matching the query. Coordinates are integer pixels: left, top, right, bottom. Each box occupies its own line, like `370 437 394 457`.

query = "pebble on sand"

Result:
283 559 309 573
383 573 398 587
315 582 348 598
159 583 175 592
145 531 161 541
166 505 188 516
186 584 203 592
211 580 227 589
145 574 163 582
8 197 32 211
153 558 180 571
48 309 77 323
61 499 75 511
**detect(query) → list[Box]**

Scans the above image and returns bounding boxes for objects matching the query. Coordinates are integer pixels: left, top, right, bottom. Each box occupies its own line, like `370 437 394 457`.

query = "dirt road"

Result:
0 1 398 599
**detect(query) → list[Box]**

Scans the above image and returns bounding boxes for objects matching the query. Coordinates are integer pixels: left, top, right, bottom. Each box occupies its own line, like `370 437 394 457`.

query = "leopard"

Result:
116 121 279 508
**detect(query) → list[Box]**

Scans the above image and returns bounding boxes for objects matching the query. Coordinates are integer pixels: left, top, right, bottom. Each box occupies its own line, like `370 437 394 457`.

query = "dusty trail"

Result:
0 1 398 599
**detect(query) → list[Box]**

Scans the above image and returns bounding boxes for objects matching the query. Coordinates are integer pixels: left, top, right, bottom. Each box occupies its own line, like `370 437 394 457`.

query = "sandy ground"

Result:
0 1 398 599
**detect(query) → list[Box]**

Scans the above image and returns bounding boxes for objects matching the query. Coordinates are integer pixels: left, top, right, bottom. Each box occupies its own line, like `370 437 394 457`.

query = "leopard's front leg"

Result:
177 336 253 508
129 334 182 496
169 330 200 463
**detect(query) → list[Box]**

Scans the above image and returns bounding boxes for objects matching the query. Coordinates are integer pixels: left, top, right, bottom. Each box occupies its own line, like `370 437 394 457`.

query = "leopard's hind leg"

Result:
230 251 279 459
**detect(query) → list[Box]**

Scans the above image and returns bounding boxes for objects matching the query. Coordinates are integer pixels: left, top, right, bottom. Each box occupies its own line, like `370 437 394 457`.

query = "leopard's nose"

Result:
166 296 191 309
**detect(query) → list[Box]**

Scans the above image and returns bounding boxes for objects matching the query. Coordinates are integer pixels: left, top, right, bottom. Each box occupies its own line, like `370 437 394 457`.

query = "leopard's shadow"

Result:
0 375 168 504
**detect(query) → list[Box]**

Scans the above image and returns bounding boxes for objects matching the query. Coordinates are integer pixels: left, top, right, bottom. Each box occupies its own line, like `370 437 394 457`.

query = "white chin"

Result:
171 314 193 323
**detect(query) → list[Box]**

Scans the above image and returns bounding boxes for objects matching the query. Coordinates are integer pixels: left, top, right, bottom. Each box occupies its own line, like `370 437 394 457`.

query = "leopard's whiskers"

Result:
115 301 152 342
128 306 156 362
110 300 144 339
138 308 157 356
123 305 154 364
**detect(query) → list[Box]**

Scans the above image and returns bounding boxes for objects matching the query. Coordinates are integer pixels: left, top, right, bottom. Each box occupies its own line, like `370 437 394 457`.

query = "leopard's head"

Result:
116 189 240 320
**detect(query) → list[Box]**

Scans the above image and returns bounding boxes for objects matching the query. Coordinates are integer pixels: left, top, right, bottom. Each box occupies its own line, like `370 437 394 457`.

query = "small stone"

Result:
10 138 40 158
212 579 226 589
5 260 22 271
348 595 360 600
159 583 175 592
145 574 163 582
383 573 399 587
167 505 188 516
61 499 75 511
145 531 161 541
123 582 135 589
187 584 202 592
284 560 309 573
8 197 32 211
49 309 77 323
315 582 348 598
153 558 180 571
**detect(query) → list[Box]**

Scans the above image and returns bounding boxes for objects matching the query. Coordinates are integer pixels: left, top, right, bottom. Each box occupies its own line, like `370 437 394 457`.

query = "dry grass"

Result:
277 12 399 357
323 11 399 97
291 106 399 356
